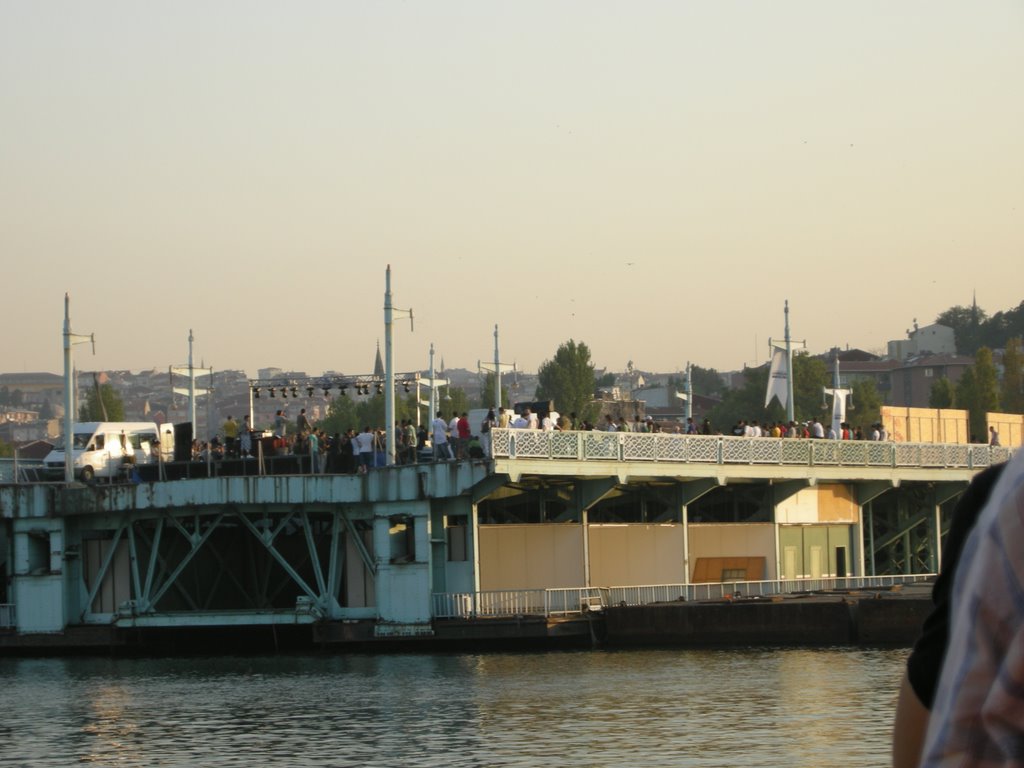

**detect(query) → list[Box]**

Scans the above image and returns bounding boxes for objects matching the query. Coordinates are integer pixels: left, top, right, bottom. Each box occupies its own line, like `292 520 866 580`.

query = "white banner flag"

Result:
765 348 789 408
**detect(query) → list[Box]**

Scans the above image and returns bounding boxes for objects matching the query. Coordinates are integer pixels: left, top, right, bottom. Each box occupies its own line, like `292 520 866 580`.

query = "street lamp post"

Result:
62 294 94 483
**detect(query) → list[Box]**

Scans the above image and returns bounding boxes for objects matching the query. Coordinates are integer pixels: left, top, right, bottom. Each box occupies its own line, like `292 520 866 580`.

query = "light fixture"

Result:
291 387 299 398
375 383 383 395
307 386 315 398
281 388 288 398
403 382 410 393
323 388 331 398
340 386 348 397
253 388 261 399
269 388 276 398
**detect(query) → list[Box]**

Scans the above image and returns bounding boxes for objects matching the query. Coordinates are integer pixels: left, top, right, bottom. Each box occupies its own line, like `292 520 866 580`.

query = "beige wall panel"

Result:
479 525 584 590
775 488 818 524
988 413 1024 447
882 406 969 444
588 524 685 586
688 524 777 580
817 484 857 523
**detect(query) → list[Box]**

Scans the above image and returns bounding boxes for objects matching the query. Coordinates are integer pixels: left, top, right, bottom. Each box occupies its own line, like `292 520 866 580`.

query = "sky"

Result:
2 2 1022 380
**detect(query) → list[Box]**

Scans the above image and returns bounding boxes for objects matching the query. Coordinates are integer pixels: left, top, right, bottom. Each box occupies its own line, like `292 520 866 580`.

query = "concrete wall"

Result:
776 485 857 524
588 524 685 586
478 524 584 590
688 523 777 580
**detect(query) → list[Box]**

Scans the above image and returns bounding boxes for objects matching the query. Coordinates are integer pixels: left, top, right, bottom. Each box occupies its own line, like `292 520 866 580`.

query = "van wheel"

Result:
80 466 95 483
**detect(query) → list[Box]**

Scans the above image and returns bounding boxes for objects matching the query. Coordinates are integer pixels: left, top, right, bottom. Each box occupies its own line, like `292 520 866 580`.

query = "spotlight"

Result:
291 387 298 398
253 388 261 399
375 383 383 395
281 388 288 398
269 388 276 398
340 386 348 397
323 388 331 398
403 383 410 393
307 386 315 398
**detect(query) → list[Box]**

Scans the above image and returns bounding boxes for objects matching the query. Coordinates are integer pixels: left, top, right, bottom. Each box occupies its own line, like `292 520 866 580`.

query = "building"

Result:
887 322 957 360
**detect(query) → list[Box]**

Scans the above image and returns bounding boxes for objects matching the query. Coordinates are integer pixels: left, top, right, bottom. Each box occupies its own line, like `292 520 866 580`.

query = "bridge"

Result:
0 431 1012 648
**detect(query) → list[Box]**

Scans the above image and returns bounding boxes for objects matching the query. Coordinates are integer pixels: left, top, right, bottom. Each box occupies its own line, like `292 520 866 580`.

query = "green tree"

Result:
437 386 470 421
79 382 125 421
708 353 829 431
596 372 617 388
1001 336 1024 413
937 303 988 355
666 365 724 398
319 393 359 435
957 348 1000 441
535 340 599 424
849 379 883 431
929 377 956 409
477 372 510 409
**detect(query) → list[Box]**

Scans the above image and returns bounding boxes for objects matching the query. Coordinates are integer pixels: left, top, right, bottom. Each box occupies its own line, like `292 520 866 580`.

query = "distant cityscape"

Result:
1 317 992 458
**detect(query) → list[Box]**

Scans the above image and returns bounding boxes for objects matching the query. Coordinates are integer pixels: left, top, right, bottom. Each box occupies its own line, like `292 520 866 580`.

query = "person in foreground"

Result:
892 463 1006 768
917 450 1024 767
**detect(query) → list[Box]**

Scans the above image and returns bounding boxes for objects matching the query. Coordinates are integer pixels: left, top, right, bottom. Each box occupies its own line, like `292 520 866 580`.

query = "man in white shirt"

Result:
524 408 539 429
432 411 453 460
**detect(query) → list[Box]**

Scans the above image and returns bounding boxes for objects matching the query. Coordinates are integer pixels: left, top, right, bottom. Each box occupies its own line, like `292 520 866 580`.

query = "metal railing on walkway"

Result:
432 574 932 619
491 429 1013 470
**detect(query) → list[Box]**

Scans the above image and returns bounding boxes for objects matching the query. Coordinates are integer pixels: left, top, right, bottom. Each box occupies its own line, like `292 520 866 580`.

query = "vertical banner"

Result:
765 347 789 408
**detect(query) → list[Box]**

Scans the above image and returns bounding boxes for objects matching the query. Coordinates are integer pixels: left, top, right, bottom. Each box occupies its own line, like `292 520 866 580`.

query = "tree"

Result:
596 372 617 388
535 339 598 424
929 377 956 409
79 383 125 421
957 348 1000 441
937 304 988 355
666 365 725 399
849 379 882 432
1001 336 1024 414
438 386 470 420
690 365 726 398
477 372 510 409
708 353 830 431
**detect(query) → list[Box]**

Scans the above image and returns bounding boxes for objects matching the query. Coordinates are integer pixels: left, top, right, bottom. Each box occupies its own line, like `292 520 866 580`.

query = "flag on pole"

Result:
765 347 789 408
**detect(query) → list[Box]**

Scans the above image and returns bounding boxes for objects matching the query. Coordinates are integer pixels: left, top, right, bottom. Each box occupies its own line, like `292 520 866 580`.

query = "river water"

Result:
1 648 904 768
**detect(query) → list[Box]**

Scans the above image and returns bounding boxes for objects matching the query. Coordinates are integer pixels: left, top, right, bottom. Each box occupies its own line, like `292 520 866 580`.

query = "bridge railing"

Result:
432 574 931 619
492 429 1012 469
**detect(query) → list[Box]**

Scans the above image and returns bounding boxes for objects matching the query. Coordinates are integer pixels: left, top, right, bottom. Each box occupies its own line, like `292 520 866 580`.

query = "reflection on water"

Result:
0 648 905 768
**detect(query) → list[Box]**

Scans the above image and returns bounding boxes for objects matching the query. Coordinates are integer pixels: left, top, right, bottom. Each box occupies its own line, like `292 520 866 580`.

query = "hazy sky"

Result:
3 2 1021 379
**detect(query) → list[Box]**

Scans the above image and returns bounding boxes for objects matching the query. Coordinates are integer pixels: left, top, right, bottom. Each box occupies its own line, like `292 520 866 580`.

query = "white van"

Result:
43 422 175 482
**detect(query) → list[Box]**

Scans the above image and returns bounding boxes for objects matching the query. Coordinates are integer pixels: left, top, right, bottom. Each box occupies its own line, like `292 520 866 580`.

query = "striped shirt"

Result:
921 451 1024 767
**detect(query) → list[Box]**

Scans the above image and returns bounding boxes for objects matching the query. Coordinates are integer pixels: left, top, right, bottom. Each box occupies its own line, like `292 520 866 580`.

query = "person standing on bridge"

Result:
223 415 239 457
297 408 311 435
432 411 453 461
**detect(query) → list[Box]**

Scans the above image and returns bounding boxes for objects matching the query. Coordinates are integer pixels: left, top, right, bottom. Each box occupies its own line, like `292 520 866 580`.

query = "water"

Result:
0 648 905 768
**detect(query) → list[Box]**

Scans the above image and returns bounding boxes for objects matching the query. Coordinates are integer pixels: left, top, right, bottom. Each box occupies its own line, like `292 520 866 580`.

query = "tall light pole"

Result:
685 361 693 421
170 330 212 437
767 301 804 423
824 349 853 437
478 324 516 412
383 265 413 466
62 294 94 483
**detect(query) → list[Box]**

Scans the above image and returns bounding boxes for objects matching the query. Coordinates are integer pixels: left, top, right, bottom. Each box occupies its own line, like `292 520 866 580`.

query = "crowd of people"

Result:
727 418 889 441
